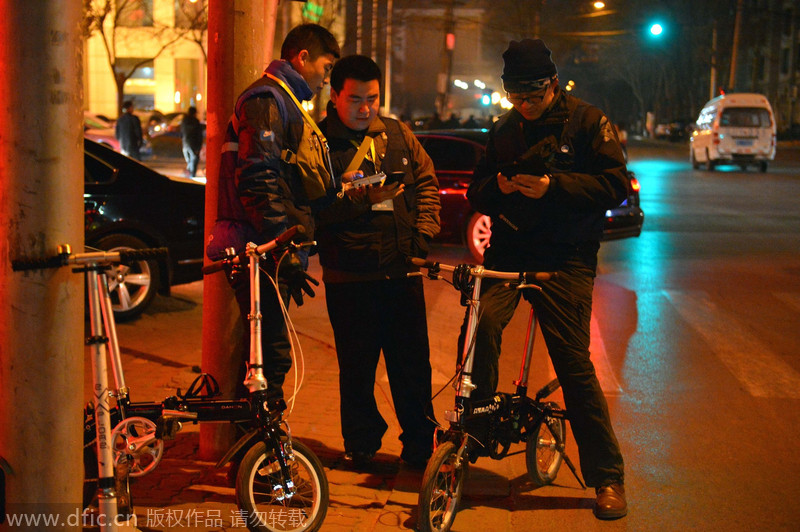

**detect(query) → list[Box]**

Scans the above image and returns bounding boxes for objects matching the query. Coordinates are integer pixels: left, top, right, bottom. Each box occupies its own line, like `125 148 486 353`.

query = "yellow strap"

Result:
265 72 335 187
345 136 374 174
265 73 328 142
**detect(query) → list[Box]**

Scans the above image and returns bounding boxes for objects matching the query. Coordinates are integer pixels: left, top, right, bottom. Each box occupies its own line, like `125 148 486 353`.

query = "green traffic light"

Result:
650 23 664 36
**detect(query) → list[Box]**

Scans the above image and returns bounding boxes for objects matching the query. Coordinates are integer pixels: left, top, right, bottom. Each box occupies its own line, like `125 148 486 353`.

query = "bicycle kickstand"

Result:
561 451 586 490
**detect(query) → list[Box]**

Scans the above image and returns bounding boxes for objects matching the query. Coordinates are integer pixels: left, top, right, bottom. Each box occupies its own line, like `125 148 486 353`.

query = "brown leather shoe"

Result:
594 483 627 519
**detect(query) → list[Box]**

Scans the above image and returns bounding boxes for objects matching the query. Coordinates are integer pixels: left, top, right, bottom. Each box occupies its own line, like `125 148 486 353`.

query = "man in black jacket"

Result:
316 55 440 469
115 101 142 160
180 106 204 177
464 39 628 519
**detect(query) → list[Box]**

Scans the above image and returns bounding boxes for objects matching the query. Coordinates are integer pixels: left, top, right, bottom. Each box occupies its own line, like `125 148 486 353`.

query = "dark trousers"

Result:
325 277 436 461
230 268 292 402
458 256 625 487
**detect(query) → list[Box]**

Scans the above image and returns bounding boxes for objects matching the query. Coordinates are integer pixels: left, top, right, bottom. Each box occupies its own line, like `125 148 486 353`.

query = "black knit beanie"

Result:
501 38 558 93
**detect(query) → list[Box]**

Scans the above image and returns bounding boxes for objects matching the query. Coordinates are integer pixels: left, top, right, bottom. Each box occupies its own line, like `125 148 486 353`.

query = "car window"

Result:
720 107 771 127
421 137 480 172
85 151 118 185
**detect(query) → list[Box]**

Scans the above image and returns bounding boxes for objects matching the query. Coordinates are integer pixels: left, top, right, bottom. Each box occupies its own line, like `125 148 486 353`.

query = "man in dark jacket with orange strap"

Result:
207 24 339 405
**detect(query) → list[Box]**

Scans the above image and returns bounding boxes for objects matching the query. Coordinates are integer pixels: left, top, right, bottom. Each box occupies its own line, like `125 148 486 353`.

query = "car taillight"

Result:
713 130 720 145
629 176 640 193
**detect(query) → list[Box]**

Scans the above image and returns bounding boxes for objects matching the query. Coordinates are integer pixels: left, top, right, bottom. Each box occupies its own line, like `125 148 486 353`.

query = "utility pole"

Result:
200 0 279 460
384 0 393 114
710 20 718 99
729 0 744 90
0 2 84 530
436 0 456 116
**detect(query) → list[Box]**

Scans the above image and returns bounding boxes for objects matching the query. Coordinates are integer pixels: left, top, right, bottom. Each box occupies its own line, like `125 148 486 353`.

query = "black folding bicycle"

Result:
409 258 585 532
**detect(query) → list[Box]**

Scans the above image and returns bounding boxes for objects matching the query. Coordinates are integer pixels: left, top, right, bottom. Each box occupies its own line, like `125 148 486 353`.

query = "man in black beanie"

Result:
462 38 629 519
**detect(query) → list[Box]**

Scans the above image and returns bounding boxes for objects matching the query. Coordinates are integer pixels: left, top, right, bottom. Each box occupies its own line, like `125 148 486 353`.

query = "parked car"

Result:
414 129 644 262
84 111 120 152
84 138 205 320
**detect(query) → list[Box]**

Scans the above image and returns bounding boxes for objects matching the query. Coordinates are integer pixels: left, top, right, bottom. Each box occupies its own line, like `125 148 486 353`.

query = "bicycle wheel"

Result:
236 439 328 532
525 409 565 486
418 441 467 532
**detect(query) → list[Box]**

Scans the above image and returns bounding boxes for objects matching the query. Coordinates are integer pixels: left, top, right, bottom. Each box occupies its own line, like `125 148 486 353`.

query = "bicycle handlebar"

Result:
202 224 306 275
408 257 556 283
12 246 168 271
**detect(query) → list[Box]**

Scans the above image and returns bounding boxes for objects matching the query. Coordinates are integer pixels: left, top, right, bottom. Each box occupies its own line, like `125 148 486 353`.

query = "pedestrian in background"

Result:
464 38 629 519
315 55 440 469
206 23 340 407
181 106 204 177
115 100 143 160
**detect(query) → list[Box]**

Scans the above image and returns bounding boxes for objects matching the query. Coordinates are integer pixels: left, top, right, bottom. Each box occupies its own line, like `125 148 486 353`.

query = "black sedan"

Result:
414 129 644 261
84 138 205 320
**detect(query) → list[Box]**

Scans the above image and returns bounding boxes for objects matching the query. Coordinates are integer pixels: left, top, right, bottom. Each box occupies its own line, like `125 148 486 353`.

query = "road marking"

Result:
664 290 800 399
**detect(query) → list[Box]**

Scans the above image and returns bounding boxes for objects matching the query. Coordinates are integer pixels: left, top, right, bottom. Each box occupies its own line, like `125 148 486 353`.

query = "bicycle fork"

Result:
85 266 123 531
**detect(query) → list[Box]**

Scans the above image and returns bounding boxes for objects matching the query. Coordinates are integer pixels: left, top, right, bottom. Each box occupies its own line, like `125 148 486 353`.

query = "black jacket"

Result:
315 108 440 282
468 89 628 268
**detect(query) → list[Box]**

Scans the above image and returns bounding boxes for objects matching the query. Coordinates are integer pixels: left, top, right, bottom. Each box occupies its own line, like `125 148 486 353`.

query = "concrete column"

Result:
200 0 279 460
0 1 84 531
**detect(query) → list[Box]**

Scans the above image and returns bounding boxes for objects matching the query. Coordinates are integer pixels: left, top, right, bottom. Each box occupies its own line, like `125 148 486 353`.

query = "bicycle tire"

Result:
236 439 328 532
417 441 467 532
525 408 565 486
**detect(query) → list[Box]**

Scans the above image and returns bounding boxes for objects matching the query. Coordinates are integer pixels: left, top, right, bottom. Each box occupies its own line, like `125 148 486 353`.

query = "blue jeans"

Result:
183 143 200 177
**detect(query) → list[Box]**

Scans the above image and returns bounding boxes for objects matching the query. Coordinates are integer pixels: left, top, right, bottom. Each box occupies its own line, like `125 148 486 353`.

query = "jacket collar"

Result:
264 59 314 102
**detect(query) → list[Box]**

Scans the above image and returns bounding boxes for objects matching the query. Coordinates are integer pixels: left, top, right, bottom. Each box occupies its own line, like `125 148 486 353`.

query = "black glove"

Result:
277 252 319 307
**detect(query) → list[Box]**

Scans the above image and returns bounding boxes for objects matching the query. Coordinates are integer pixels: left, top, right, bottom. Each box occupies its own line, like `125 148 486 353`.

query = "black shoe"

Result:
343 450 375 469
594 483 627 519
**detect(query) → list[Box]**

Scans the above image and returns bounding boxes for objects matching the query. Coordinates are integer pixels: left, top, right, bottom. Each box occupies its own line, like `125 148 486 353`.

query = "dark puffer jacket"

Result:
468 89 628 268
315 108 440 282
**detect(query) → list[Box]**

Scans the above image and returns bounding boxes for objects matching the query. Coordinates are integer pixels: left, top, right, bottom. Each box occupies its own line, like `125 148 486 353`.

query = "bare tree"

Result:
176 0 209 64
83 0 194 115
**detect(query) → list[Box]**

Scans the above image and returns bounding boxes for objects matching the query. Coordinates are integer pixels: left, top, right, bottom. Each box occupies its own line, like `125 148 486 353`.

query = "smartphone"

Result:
384 171 406 185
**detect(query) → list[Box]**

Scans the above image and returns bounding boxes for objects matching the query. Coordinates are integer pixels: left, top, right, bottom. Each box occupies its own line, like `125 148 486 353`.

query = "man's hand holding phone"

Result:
511 173 550 198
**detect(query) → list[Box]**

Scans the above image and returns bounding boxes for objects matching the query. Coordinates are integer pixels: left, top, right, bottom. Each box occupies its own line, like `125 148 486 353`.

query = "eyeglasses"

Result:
506 91 548 106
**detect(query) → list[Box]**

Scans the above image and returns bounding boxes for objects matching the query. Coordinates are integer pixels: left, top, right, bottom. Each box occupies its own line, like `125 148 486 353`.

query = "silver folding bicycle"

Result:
12 225 328 532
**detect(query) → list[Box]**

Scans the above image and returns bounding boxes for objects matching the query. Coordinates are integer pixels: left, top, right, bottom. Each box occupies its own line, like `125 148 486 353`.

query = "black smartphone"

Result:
384 171 405 185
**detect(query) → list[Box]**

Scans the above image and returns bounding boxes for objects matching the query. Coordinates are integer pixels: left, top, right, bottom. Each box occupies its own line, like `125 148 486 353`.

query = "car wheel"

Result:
690 147 700 169
705 150 716 171
91 234 160 321
759 161 768 173
465 212 491 263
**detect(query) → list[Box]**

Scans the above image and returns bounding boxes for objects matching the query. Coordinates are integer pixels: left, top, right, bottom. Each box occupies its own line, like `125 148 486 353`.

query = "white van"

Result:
689 93 776 172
